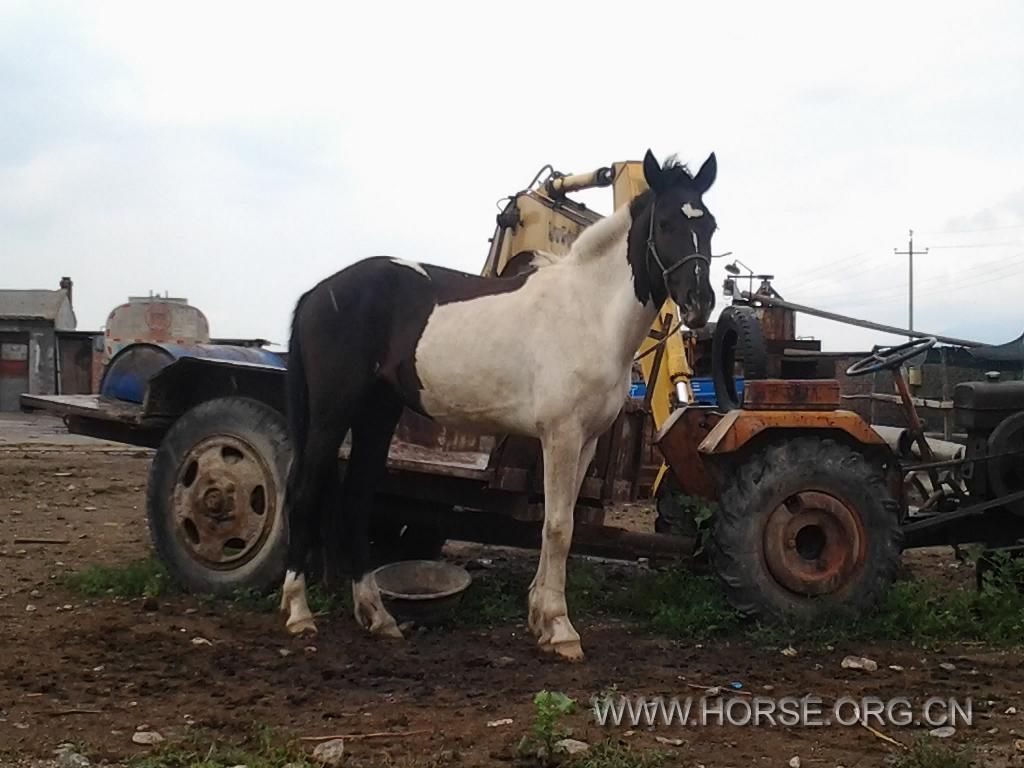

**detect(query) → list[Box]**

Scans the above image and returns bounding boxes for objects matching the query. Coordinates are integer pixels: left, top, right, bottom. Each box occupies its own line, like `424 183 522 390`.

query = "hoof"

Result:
370 620 404 640
527 607 541 636
286 617 318 636
539 638 584 662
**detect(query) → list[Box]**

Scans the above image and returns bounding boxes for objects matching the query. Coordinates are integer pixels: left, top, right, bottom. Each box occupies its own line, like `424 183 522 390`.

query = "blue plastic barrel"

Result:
100 342 285 404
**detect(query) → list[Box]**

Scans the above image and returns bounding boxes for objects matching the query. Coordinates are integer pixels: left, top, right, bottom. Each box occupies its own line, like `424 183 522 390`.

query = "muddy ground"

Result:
1 416 1023 767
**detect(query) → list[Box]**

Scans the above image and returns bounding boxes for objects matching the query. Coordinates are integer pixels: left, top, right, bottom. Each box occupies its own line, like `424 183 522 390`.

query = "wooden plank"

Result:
339 439 493 482
19 394 146 424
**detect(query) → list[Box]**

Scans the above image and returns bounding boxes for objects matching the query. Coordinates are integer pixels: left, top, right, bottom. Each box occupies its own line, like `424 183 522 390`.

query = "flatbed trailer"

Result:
20 351 689 595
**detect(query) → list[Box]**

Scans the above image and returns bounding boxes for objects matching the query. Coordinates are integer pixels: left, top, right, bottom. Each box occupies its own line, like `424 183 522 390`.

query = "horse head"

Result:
640 149 718 328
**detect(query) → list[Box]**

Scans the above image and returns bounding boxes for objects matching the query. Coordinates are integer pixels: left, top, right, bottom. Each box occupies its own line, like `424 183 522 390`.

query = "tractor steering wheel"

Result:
845 337 937 377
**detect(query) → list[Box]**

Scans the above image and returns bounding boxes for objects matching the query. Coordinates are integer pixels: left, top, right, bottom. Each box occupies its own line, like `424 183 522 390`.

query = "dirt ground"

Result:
1 416 1023 767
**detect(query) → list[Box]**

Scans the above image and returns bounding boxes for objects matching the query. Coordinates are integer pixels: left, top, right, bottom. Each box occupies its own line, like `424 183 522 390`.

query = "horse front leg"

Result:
528 431 597 661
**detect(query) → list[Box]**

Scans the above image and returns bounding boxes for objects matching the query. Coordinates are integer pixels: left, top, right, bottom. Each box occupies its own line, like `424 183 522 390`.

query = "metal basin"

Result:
372 560 472 625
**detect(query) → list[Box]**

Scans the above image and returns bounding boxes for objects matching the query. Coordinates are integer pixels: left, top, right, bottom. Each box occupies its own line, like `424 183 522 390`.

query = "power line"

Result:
797 256 1024 304
783 252 888 292
929 242 1021 249
921 222 1024 236
789 261 1024 312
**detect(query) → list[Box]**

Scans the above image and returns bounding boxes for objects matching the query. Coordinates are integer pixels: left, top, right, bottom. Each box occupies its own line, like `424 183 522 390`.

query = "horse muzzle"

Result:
681 295 715 329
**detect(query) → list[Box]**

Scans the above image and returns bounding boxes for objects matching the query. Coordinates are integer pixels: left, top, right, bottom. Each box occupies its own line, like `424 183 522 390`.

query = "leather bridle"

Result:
645 194 711 287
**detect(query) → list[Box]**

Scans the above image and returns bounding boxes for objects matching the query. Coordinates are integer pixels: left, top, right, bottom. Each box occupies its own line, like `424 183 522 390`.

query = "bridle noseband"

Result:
646 195 710 289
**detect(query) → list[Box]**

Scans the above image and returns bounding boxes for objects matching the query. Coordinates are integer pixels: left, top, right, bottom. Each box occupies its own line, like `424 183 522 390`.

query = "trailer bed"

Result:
21 392 494 482
21 393 146 424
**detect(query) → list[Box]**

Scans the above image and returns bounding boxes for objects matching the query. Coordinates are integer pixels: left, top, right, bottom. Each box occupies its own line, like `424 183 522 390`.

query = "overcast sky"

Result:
3 1 1023 351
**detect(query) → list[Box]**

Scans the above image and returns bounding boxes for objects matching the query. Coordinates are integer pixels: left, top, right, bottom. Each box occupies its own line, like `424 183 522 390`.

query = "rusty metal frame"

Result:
698 408 888 456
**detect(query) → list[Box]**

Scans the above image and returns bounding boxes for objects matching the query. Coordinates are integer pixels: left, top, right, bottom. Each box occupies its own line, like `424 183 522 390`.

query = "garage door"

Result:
0 337 29 411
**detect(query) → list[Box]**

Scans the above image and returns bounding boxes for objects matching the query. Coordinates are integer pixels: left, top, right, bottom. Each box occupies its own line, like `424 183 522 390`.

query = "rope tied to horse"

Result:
633 317 686 362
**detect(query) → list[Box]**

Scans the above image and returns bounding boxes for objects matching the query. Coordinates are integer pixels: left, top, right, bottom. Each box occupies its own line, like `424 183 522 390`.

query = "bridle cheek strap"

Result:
645 196 710 290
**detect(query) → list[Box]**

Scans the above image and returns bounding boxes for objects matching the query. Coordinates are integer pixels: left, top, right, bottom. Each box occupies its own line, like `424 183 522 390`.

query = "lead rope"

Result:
634 318 685 362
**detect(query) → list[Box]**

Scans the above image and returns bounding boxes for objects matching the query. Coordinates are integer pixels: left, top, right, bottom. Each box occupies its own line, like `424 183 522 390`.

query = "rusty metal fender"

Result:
697 409 887 456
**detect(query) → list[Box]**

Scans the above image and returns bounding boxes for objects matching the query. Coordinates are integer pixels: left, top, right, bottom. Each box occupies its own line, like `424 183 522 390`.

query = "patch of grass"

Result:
571 742 666 768
61 557 172 599
129 725 313 768
453 561 739 641
223 584 349 615
454 568 527 627
59 547 1024 650
62 557 352 616
892 738 974 768
573 564 739 641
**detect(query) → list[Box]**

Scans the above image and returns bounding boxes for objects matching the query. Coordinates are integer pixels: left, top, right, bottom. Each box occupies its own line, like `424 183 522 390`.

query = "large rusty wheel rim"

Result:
170 435 278 570
762 491 864 597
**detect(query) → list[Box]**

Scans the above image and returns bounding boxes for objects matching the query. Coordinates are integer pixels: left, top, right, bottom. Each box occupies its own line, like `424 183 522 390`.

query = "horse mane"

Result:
658 155 694 185
569 204 633 261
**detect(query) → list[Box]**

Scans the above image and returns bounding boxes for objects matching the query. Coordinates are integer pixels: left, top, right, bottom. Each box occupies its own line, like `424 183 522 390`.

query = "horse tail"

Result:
285 297 309 484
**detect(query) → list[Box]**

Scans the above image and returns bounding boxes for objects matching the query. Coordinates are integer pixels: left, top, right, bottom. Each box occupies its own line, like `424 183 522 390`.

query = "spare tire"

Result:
711 306 767 411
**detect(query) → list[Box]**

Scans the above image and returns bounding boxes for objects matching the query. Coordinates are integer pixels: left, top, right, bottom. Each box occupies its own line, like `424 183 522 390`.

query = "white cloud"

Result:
2 0 1023 348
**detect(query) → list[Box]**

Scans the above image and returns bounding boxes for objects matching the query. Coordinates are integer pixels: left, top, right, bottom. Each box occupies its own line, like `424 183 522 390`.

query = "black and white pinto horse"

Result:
280 150 718 660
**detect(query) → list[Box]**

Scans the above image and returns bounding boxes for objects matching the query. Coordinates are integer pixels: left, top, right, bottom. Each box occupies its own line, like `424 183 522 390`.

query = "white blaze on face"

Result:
681 203 704 219
390 258 429 277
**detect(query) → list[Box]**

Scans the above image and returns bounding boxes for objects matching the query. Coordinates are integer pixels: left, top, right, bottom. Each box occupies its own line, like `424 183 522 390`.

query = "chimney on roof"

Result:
60 276 73 306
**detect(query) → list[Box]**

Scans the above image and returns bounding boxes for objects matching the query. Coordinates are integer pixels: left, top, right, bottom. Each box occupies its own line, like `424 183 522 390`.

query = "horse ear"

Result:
643 149 664 193
694 152 717 193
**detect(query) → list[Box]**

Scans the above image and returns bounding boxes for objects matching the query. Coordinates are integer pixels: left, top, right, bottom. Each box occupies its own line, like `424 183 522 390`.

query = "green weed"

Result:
572 742 666 768
892 737 974 768
129 725 312 768
61 557 171 599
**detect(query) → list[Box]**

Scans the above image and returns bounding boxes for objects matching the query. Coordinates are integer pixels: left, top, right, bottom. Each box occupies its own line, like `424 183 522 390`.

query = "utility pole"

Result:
894 229 928 339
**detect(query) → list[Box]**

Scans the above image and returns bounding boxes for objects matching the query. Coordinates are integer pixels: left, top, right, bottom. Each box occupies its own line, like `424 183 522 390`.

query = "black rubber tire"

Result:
987 411 1024 517
146 397 290 595
709 437 902 622
711 306 767 411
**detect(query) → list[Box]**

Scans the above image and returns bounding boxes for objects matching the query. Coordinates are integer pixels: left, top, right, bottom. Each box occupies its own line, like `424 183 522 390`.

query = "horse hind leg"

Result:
281 413 353 636
344 386 404 639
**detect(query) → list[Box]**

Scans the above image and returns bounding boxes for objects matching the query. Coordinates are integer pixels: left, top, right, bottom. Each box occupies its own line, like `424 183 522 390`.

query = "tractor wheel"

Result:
987 411 1024 517
709 436 901 622
147 397 290 595
711 306 767 411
